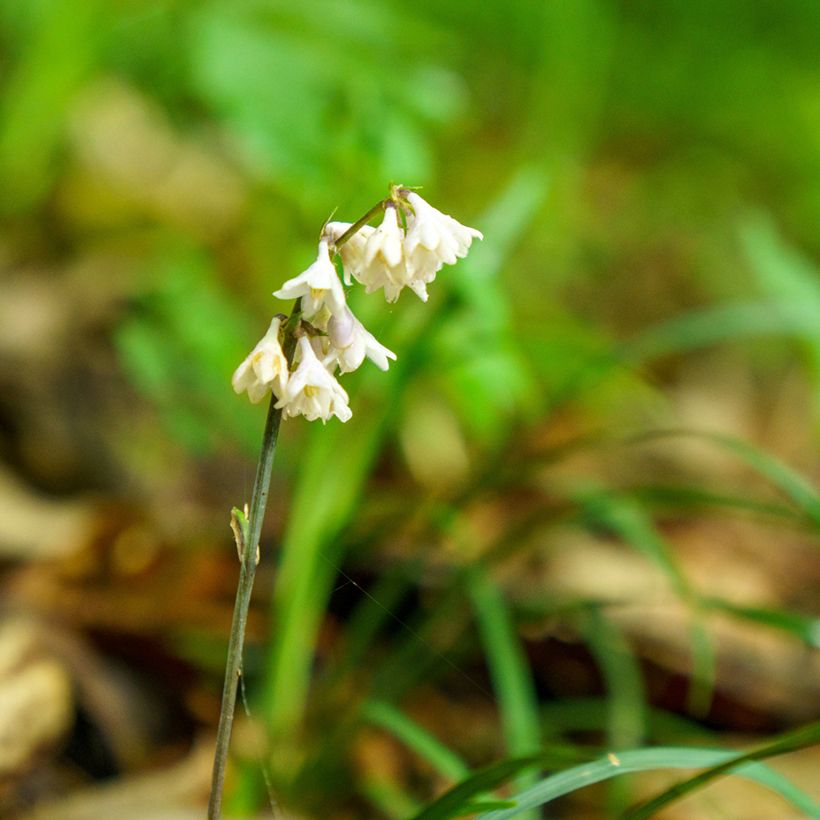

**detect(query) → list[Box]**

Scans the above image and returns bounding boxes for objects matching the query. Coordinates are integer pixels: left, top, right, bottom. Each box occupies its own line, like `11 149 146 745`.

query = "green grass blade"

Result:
578 491 715 713
264 397 392 737
706 433 820 527
628 430 820 528
475 745 820 819
624 722 820 819
468 570 541 815
581 608 647 814
363 700 470 782
621 300 820 363
703 597 820 646
581 608 647 750
579 491 690 599
540 697 713 743
459 800 518 812
631 483 805 522
410 751 583 820
329 566 417 680
361 777 421 819
741 213 820 400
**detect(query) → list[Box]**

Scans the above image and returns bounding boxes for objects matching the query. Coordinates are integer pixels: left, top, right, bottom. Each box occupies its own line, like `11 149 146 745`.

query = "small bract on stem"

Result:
209 184 481 818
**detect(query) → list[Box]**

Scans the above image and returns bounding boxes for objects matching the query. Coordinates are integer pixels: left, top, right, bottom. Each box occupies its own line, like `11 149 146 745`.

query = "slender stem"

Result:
208 188 391 816
208 310 300 819
331 198 389 249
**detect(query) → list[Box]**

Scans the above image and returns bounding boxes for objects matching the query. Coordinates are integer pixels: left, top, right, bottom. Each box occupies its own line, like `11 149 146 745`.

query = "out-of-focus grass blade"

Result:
0 0 103 212
621 300 820 363
741 214 820 310
453 164 549 292
363 700 470 782
579 491 690 598
741 212 820 414
410 751 583 820
459 800 517 813
368 586 470 704
707 433 820 528
581 608 646 750
264 395 392 736
624 721 820 820
581 608 647 814
442 165 548 443
468 570 541 817
632 484 804 522
475 745 820 819
578 491 715 714
540 698 712 743
331 567 416 679
702 598 820 647
629 430 820 528
361 778 421 820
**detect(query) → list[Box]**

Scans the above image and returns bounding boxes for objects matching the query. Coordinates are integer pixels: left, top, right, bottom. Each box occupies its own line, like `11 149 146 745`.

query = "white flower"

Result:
327 305 397 373
275 336 352 423
324 221 375 286
231 317 289 404
273 239 346 318
403 192 483 296
365 205 404 268
357 205 410 303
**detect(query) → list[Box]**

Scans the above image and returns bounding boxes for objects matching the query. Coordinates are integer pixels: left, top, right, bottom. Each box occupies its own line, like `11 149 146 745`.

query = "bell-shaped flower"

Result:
327 305 397 373
231 317 289 404
355 205 411 302
403 192 483 288
275 336 352 423
273 239 346 318
324 221 375 287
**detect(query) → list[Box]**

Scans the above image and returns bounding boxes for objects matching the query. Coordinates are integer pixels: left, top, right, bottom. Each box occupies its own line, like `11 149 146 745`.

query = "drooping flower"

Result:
324 221 375 287
327 305 397 373
273 239 346 318
402 192 483 300
275 335 352 422
231 317 289 404
356 205 410 303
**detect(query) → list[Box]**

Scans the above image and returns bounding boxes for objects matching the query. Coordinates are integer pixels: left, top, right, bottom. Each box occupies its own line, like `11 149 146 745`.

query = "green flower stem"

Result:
331 197 390 249
208 304 300 820
208 191 391 817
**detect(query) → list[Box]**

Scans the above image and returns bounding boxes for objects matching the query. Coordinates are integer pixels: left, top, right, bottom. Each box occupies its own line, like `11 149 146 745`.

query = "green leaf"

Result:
468 571 541 817
475 744 820 819
581 608 647 750
411 751 584 820
0 0 104 211
577 490 715 714
706 433 820 528
703 598 820 647
624 722 820 819
539 697 713 744
630 430 820 529
621 301 820 363
740 213 820 415
363 700 470 782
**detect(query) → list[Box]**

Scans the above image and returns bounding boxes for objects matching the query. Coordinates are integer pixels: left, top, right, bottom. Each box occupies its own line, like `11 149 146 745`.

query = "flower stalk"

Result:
208 304 299 820
209 185 482 817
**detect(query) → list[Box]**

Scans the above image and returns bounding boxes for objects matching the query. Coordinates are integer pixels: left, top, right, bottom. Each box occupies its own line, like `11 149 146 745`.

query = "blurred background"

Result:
1 0 820 817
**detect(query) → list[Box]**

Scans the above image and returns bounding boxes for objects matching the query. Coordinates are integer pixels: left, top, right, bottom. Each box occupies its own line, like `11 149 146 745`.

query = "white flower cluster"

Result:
327 192 483 303
232 189 482 422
